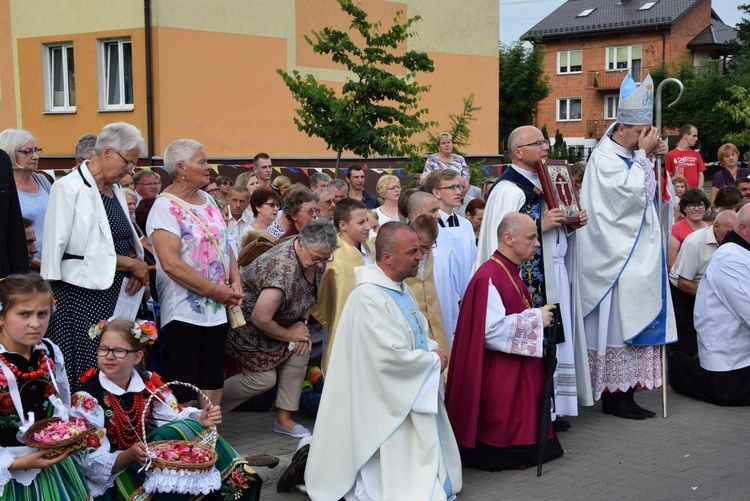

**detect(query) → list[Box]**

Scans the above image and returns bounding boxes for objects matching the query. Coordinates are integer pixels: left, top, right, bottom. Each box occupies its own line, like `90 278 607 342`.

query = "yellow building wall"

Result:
0 0 18 130
2 0 499 158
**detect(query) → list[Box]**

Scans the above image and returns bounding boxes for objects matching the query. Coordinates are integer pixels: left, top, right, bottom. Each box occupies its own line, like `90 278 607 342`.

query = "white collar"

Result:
510 164 542 190
438 208 455 221
0 341 47 356
99 368 146 396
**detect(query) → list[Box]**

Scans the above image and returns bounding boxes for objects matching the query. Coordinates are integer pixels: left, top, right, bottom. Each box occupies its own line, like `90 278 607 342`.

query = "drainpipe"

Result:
144 0 155 163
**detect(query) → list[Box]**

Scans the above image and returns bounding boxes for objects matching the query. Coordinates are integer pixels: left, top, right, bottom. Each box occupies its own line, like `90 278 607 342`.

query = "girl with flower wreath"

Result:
0 274 91 499
71 318 261 500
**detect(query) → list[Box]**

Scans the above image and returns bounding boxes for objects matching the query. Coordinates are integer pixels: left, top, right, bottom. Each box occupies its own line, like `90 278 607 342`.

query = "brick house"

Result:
522 0 736 160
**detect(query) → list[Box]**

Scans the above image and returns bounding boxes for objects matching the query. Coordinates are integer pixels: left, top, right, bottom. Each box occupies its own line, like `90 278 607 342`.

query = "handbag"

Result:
159 193 246 328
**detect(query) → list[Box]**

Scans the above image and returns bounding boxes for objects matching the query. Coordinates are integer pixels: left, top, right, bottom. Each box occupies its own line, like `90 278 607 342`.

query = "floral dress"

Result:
0 340 90 500
72 370 259 500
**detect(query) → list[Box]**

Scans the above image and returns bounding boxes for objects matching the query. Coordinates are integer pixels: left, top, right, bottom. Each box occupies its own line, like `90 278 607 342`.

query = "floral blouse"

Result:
71 370 199 497
146 193 231 328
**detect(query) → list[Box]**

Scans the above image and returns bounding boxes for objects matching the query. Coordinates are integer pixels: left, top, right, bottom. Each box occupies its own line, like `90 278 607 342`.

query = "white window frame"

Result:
605 44 643 82
604 94 619 120
557 49 583 75
97 38 134 111
557 97 582 122
42 43 75 113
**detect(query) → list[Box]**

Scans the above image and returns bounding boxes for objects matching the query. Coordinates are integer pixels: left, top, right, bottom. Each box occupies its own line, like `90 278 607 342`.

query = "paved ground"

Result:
218 387 750 500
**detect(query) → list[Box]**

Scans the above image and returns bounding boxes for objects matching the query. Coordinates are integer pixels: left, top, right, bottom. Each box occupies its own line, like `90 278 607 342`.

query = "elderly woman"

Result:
373 174 401 226
667 188 710 271
712 143 749 200
0 129 50 270
248 187 281 232
267 185 319 239
146 138 244 405
41 122 148 387
423 132 469 179
224 219 338 437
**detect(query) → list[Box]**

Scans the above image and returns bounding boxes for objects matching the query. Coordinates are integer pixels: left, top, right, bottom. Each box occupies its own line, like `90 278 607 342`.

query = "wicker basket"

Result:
141 381 221 495
23 417 96 459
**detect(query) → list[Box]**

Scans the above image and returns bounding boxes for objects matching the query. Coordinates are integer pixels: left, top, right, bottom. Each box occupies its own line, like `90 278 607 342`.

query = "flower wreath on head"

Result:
88 318 159 346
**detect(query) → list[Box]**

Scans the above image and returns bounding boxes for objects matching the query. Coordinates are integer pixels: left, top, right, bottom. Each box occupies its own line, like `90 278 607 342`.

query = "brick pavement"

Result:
219 388 750 500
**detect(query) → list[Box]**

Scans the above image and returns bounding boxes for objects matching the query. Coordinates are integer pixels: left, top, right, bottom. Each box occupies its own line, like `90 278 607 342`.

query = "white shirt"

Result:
669 225 718 287
694 242 750 371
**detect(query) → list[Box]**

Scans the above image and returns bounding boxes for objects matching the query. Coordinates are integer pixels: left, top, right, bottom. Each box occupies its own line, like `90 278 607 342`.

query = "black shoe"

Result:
626 388 656 418
244 454 280 469
277 444 309 492
601 392 646 420
552 419 571 432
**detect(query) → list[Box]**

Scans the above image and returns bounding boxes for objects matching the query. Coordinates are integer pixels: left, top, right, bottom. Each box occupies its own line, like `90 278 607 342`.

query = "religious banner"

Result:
535 159 580 226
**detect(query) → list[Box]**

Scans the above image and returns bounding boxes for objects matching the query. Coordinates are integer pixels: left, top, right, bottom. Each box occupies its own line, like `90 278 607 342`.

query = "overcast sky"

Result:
499 0 747 45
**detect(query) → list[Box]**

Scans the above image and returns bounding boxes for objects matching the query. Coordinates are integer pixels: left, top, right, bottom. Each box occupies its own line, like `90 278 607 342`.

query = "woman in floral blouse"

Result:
72 318 260 500
146 139 244 405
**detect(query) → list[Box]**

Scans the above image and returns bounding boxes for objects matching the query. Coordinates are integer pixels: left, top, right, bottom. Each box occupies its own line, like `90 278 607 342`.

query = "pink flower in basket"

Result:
154 444 212 463
33 418 88 443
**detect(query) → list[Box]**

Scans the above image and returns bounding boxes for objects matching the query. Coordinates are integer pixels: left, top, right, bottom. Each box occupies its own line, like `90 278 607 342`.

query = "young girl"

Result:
72 318 260 500
0 274 90 499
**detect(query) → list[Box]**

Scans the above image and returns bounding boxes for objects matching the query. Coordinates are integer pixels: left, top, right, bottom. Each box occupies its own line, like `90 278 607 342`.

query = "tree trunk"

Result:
335 149 343 177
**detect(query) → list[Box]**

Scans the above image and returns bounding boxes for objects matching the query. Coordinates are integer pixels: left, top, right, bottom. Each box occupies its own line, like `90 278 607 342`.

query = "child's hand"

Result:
125 442 148 466
199 404 222 427
10 450 70 471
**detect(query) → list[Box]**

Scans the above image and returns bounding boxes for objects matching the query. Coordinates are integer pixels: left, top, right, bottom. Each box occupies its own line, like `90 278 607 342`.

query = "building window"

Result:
98 38 133 111
606 45 643 82
558 50 582 74
43 43 75 112
557 98 582 121
604 95 619 120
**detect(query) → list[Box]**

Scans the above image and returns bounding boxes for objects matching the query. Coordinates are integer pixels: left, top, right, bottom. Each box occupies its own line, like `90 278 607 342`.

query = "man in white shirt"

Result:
424 169 476 342
669 210 736 356
227 186 252 255
669 204 750 406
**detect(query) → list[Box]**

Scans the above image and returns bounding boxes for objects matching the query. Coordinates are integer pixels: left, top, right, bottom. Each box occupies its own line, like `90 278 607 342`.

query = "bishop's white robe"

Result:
305 265 462 500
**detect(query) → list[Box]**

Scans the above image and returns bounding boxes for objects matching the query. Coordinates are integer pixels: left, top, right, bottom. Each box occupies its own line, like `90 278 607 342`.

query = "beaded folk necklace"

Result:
104 391 145 450
0 350 49 381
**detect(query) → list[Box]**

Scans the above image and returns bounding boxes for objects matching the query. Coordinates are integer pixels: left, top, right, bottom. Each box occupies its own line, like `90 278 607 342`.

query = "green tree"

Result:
715 85 750 152
277 0 435 170
402 94 487 186
499 41 550 152
547 129 569 162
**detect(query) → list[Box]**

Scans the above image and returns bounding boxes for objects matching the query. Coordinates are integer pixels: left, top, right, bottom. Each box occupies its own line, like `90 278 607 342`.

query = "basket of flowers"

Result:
23 417 96 459
141 381 221 495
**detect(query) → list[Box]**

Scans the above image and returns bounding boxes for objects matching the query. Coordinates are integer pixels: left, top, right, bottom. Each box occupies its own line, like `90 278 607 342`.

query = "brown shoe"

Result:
244 454 280 469
277 444 310 493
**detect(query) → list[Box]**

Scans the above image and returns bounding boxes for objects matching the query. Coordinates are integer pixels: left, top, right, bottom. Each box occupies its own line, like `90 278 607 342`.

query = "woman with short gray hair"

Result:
147 138 243 405
42 122 148 388
224 219 338 437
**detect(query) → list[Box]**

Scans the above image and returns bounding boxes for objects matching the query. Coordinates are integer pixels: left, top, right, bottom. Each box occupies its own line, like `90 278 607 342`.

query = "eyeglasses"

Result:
419 242 438 253
207 188 220 193
517 139 550 148
302 207 321 216
18 148 42 156
298 239 334 264
435 184 462 192
263 202 281 209
138 182 160 187
686 205 705 210
96 346 138 359
114 149 137 171
385 185 401 191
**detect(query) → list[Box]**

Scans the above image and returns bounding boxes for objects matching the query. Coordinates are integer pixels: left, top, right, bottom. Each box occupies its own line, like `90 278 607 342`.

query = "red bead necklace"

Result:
104 392 145 450
0 350 49 381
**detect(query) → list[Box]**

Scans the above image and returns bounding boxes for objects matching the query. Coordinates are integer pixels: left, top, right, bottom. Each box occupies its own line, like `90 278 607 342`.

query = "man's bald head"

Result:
714 209 737 244
733 204 750 243
407 191 440 220
496 212 539 265
507 126 549 172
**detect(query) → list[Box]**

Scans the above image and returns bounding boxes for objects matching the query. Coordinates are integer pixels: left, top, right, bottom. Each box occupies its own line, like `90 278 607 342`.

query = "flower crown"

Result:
88 318 158 346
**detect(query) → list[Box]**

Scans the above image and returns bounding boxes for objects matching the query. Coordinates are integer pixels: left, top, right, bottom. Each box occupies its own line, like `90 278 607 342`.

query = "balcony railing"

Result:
587 67 651 90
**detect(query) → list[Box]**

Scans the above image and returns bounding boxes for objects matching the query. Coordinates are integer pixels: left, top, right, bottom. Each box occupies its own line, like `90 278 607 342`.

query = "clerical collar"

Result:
494 250 521 270
720 230 750 253
510 164 542 191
